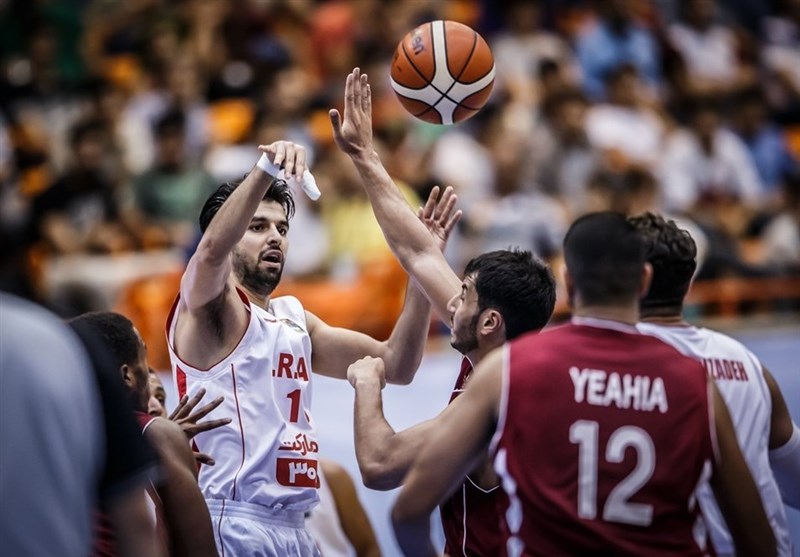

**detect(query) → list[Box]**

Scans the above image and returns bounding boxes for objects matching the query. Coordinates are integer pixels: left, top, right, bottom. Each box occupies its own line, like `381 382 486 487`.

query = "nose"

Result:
266 224 282 246
446 293 459 315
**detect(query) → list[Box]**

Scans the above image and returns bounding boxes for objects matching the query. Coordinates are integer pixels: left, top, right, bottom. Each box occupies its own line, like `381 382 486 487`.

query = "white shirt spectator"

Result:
585 104 664 165
669 23 738 83
659 128 764 212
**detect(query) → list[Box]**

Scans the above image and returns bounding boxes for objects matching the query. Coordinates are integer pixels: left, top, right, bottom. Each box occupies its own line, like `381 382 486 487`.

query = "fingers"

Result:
294 146 306 179
184 417 233 438
438 189 458 223
283 143 296 178
362 80 371 114
172 389 206 420
195 452 216 466
329 108 342 135
352 67 361 107
422 186 440 220
168 394 189 420
444 209 463 236
344 71 354 115
272 141 286 169
184 396 225 422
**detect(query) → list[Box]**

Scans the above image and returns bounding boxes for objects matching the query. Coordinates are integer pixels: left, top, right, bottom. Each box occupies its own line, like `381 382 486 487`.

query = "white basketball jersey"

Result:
637 323 792 556
167 291 320 512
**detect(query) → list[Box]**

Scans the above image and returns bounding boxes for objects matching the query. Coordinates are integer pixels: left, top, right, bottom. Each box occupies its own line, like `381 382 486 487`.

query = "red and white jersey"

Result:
440 357 506 557
491 318 716 557
638 323 792 556
167 290 319 512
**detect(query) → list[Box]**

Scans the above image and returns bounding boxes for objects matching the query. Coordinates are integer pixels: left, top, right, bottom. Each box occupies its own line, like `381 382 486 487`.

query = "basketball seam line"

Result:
429 27 491 111
400 38 446 96
440 28 478 108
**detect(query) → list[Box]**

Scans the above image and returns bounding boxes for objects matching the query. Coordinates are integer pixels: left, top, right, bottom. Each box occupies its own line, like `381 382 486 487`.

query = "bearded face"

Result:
231 200 289 297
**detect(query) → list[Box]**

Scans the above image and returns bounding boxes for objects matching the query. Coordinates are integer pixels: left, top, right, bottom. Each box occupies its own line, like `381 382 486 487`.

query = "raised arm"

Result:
308 187 459 385
330 68 462 322
708 381 777 557
173 142 306 369
346 356 459 490
391 349 504 557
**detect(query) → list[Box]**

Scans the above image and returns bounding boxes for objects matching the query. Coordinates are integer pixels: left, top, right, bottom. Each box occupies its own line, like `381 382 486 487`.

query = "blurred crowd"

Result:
2 0 800 337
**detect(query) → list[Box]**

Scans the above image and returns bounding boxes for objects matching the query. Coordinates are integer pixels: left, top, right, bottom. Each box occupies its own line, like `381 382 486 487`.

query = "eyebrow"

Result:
250 216 290 228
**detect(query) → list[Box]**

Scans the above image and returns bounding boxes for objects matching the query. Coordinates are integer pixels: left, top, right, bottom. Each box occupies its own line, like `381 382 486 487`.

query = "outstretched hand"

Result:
169 388 232 466
330 67 373 156
418 186 462 252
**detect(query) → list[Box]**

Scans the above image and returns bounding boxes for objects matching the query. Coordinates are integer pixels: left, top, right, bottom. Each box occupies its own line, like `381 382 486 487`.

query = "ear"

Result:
640 262 653 299
120 364 133 388
479 308 504 337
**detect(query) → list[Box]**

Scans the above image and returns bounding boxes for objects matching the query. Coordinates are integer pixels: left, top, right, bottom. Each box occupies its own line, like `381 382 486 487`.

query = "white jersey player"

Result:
630 213 800 557
168 139 451 556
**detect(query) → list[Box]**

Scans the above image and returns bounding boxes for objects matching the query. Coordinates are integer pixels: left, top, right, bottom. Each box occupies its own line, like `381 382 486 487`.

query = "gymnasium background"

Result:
1 0 798 555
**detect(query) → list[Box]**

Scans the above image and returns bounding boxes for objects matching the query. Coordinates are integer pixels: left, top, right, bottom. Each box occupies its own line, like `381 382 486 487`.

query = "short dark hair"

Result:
464 249 556 339
68 312 140 371
628 212 697 313
199 178 296 233
563 212 645 306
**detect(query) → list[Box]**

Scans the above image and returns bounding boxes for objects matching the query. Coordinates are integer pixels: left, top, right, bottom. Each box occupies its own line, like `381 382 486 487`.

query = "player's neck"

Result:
572 304 638 326
241 285 272 311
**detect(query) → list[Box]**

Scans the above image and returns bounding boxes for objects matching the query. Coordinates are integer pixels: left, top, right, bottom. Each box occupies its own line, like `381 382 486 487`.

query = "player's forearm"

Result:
349 149 439 263
383 280 431 385
353 378 408 490
195 166 272 263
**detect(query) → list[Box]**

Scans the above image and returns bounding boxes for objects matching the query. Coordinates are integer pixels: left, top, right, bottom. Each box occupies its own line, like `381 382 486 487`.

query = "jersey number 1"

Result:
569 420 655 527
286 389 301 423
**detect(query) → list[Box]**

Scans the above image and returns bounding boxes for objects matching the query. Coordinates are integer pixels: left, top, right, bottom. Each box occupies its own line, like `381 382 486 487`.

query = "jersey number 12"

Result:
569 420 655 527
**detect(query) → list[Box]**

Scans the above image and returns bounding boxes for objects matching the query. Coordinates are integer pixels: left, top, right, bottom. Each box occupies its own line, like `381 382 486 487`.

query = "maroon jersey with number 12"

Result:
492 319 716 557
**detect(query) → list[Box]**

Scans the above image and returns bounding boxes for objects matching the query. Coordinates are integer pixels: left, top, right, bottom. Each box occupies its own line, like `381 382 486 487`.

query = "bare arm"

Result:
330 68 462 322
321 460 381 557
764 367 800 508
308 185 460 385
347 357 457 490
391 349 504 557
708 381 777 557
146 419 218 557
174 142 306 369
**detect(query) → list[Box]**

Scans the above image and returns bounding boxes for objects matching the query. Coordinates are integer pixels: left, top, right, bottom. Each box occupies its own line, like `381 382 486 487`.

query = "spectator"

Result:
668 0 752 97
660 96 764 213
31 118 140 254
491 0 577 106
762 173 800 273
731 87 798 195
131 109 218 248
537 88 600 215
575 0 662 99
585 64 666 167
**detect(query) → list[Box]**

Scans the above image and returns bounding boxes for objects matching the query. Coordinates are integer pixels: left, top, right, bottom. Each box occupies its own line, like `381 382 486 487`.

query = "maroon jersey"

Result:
440 358 507 557
492 319 715 557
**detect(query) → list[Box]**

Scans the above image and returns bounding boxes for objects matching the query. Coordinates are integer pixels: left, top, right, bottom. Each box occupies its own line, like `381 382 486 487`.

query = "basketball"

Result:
390 20 495 125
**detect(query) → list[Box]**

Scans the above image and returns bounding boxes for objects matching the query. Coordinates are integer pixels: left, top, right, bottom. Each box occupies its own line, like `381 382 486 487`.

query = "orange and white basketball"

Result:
390 20 495 125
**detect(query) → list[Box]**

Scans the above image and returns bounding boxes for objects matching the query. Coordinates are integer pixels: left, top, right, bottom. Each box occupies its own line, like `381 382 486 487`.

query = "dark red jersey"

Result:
492 319 715 557
440 358 507 557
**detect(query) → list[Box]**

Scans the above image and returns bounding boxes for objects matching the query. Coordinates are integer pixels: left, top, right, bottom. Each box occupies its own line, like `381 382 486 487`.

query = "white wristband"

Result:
256 153 281 176
256 153 321 201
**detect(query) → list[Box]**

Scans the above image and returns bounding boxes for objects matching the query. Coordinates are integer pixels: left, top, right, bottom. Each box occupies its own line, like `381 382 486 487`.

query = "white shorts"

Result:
206 499 320 557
